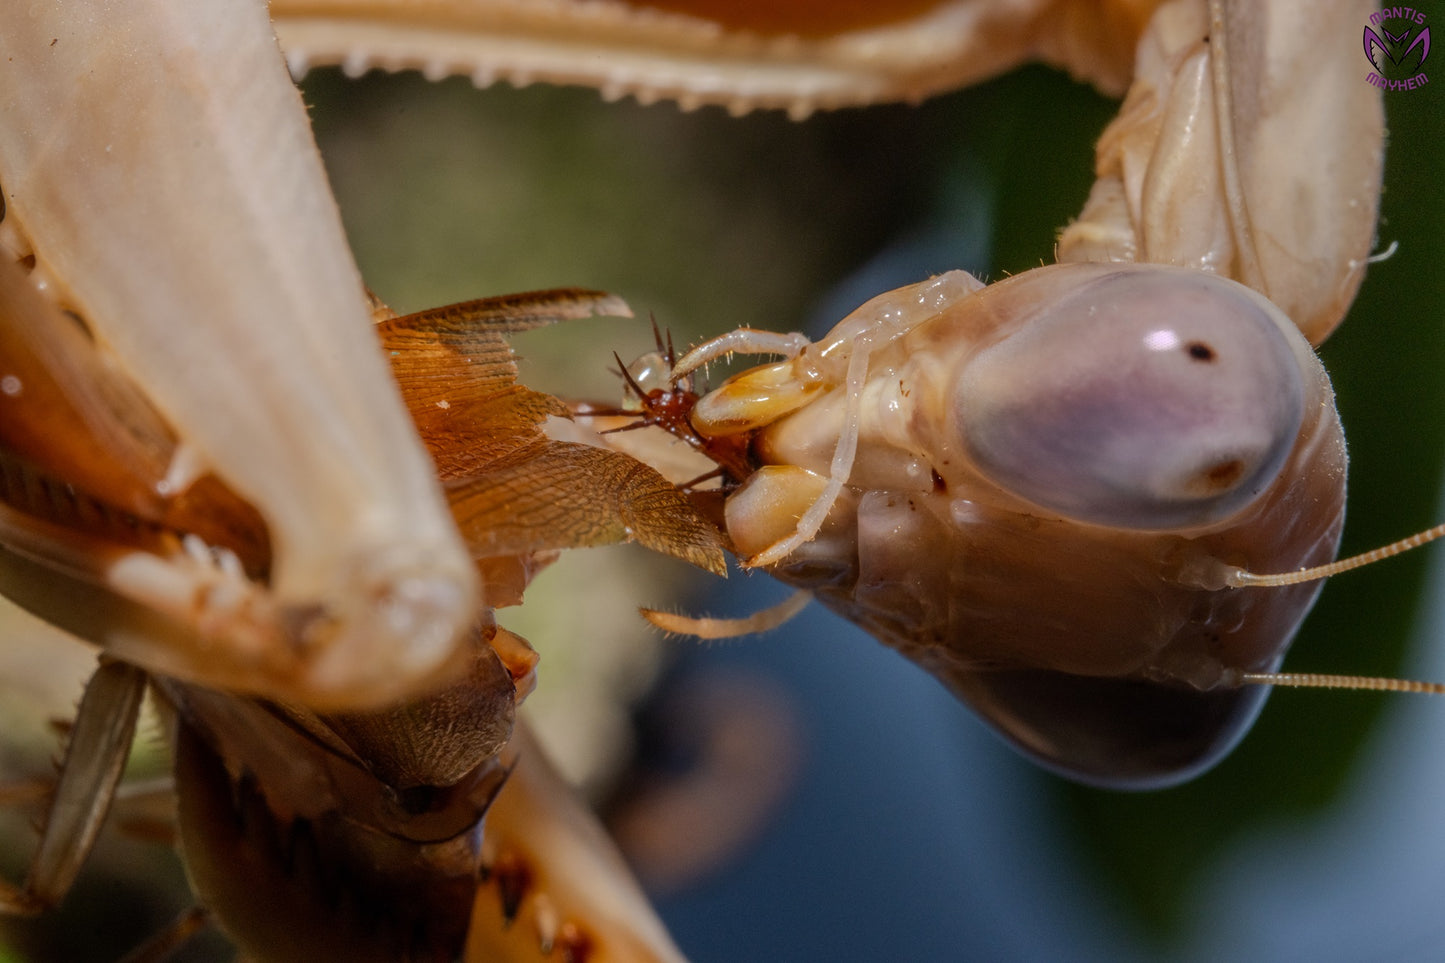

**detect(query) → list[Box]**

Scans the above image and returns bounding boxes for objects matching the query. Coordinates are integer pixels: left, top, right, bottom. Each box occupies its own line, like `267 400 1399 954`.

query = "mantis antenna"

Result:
1226 522 1445 587
1233 672 1445 695
1224 521 1445 694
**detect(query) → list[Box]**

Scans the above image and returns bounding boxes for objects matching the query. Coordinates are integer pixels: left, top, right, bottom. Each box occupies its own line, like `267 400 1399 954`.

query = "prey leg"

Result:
0 658 146 914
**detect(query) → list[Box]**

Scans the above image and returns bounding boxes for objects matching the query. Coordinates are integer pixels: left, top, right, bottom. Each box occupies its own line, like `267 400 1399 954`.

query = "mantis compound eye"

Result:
954 269 1307 530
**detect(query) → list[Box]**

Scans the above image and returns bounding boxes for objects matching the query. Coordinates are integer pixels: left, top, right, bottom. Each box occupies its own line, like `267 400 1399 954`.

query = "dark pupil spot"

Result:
1187 342 1216 362
1204 459 1244 488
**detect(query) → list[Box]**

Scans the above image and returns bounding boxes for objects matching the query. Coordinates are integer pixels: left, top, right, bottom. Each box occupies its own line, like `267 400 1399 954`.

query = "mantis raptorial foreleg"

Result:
0 0 1402 955
1059 0 1382 344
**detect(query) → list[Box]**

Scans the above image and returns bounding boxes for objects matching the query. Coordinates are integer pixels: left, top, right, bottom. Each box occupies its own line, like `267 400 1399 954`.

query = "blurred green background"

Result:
3 26 1443 963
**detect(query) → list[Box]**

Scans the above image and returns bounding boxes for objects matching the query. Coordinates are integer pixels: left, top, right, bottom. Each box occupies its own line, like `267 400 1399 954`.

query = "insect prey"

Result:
0 0 1431 959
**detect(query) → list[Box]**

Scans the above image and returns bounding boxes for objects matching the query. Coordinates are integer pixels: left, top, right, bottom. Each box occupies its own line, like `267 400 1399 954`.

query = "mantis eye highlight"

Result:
954 269 1307 530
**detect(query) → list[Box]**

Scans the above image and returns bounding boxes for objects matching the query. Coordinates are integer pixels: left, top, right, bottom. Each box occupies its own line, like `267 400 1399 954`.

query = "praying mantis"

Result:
0 0 1439 954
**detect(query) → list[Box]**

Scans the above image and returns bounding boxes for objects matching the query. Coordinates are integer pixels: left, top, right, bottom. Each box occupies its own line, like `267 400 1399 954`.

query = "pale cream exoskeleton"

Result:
0 4 706 943
618 0 1385 787
669 262 1343 788
0 0 1404 953
0 0 479 709
0 0 704 950
0 281 715 952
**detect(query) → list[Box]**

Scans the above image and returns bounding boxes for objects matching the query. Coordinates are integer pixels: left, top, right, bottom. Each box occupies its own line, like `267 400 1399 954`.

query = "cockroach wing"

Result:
446 439 729 577
378 291 728 582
